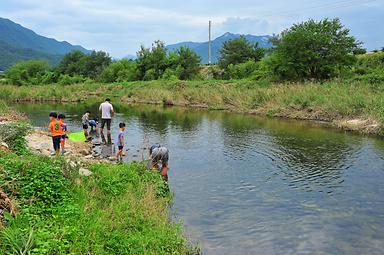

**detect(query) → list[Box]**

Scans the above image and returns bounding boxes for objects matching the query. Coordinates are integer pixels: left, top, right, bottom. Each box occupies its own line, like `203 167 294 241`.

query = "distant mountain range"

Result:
166 32 273 64
0 17 90 70
0 17 273 70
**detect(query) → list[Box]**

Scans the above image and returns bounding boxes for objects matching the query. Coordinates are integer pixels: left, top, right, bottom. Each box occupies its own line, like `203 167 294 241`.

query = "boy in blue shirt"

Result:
116 122 126 162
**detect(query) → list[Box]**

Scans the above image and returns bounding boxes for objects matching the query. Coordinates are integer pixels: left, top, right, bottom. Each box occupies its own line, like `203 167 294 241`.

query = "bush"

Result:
356 52 384 70
0 151 194 254
226 60 259 79
0 122 30 153
99 59 138 83
5 60 51 86
57 74 87 85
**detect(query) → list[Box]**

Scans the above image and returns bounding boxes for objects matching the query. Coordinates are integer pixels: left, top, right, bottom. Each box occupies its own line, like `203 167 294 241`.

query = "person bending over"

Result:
89 118 99 135
149 144 169 181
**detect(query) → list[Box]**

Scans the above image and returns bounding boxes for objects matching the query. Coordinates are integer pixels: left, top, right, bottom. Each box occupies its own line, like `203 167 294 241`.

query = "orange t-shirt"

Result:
49 119 64 137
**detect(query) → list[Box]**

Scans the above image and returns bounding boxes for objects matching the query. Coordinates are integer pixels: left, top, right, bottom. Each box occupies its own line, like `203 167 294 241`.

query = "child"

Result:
82 111 90 140
89 118 99 135
58 114 67 156
48 112 64 156
116 122 126 162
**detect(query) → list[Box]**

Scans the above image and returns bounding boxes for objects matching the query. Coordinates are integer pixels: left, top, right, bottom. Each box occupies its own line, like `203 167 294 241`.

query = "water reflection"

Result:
16 102 384 255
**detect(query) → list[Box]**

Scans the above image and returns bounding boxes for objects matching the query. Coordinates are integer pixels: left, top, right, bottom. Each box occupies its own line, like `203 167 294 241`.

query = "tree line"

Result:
2 18 384 86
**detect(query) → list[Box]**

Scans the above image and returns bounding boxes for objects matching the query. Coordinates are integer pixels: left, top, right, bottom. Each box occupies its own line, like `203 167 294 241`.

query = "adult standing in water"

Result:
99 98 114 144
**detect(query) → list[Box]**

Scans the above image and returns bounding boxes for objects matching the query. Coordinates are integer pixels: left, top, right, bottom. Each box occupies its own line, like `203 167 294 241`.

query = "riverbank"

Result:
1 79 384 135
0 113 197 254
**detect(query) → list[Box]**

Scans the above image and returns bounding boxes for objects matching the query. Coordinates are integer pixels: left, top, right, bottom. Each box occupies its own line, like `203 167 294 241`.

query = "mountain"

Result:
0 17 90 70
166 32 273 64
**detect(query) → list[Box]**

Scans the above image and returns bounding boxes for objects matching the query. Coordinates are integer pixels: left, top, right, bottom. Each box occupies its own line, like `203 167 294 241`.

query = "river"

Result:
16 102 384 255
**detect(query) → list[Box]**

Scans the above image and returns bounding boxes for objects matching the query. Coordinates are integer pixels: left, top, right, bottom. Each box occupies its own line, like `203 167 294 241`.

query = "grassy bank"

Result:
1 79 384 135
0 119 195 254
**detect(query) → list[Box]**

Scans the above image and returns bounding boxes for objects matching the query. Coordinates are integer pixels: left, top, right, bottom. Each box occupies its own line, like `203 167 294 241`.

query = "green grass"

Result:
0 150 195 254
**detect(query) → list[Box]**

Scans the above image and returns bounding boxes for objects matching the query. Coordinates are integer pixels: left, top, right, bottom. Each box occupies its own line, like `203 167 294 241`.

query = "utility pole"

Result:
208 20 212 65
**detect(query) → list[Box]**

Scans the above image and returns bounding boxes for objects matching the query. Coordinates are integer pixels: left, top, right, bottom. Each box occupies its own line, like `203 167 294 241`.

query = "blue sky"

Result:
1 0 383 57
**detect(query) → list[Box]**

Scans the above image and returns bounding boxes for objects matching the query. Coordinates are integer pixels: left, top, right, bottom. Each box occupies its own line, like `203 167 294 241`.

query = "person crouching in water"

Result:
48 112 64 156
58 114 68 156
116 122 126 162
89 118 99 136
149 144 169 182
82 110 90 140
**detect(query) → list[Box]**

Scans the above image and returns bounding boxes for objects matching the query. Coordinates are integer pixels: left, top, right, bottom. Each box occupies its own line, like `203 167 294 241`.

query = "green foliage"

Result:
168 47 201 80
137 41 168 80
57 50 111 79
268 18 360 80
0 121 30 153
5 60 51 86
226 60 260 79
0 146 193 254
353 52 384 84
100 59 138 82
218 36 265 69
57 74 88 85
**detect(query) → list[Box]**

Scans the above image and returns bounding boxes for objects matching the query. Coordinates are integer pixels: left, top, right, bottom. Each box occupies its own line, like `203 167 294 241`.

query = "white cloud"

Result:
1 0 383 57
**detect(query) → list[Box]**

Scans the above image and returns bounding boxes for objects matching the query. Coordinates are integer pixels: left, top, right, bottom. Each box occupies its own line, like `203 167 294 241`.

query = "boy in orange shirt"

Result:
48 112 64 156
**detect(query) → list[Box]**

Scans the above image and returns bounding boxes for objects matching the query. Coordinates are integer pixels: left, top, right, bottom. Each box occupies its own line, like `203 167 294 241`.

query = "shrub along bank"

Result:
0 117 195 254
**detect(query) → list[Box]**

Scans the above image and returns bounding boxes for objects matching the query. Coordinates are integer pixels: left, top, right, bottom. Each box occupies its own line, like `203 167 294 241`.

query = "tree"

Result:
268 18 361 80
136 40 168 80
169 47 201 80
218 36 265 69
100 59 138 82
6 60 51 85
57 50 87 76
57 50 111 78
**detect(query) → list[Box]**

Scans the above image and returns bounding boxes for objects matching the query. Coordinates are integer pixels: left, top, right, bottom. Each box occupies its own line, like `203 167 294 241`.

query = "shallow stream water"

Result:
17 102 384 255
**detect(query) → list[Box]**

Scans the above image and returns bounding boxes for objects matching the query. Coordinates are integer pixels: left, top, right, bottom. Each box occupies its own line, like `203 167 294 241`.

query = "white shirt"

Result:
99 102 114 119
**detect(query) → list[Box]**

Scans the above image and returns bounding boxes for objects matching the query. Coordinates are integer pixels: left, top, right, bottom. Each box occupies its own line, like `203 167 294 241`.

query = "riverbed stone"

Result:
79 168 92 176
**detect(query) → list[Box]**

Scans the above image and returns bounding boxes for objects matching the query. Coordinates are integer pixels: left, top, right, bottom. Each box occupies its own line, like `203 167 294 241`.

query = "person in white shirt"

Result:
99 98 114 137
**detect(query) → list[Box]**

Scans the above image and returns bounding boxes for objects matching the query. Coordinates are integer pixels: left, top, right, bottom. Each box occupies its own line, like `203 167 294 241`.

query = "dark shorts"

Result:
118 145 124 151
83 124 88 129
101 119 111 130
61 135 68 139
52 136 61 151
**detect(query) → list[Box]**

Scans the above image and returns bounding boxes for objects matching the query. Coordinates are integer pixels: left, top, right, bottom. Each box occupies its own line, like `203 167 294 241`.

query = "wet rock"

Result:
79 168 92 176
